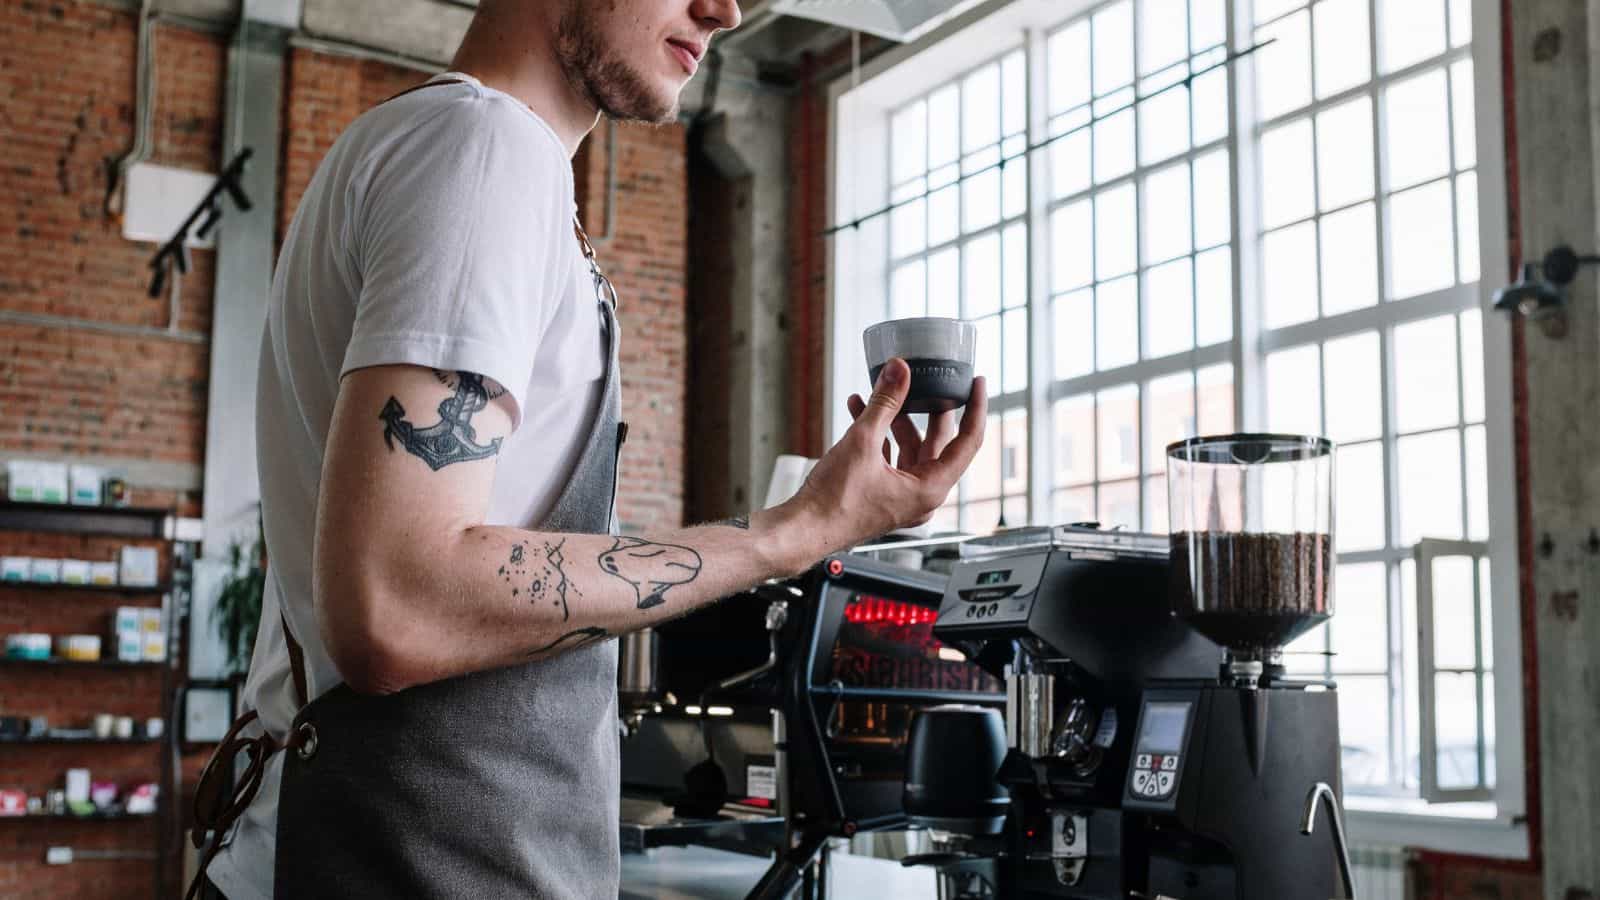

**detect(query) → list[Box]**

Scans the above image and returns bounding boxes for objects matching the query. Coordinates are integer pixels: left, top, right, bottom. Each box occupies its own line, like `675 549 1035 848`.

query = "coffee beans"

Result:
1170 531 1332 653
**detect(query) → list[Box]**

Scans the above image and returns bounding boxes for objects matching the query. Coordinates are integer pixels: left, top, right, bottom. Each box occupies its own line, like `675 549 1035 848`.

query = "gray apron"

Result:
273 290 626 899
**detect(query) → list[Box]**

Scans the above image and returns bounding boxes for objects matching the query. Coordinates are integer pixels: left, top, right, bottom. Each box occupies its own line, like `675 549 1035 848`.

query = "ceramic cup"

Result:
863 317 978 414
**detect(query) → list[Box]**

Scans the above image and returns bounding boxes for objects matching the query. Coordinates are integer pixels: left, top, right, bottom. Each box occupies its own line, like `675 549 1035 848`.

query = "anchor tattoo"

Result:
379 371 503 470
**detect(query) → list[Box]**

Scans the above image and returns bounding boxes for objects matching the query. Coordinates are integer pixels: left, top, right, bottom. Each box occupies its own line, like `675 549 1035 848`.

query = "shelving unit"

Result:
0 500 178 898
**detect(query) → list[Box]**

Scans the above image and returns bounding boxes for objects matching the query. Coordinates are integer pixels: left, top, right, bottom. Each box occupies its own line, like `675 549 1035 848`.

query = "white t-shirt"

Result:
208 73 605 900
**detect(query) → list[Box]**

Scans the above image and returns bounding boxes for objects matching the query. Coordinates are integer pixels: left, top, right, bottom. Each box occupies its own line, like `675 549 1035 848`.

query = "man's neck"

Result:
448 8 599 159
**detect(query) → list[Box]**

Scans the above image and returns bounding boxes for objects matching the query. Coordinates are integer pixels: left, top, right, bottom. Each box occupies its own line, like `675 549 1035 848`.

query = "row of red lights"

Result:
843 595 939 626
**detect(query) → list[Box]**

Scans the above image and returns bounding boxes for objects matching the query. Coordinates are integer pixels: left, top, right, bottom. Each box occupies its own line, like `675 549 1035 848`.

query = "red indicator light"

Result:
827 559 845 577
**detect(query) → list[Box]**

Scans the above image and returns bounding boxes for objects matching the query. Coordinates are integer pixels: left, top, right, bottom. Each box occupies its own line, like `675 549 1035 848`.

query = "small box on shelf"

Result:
90 561 118 585
29 558 61 584
60 560 90 585
118 547 159 587
1 557 28 581
68 465 102 506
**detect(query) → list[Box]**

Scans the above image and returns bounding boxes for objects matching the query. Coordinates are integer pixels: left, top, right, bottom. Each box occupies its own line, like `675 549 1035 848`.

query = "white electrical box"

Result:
122 162 218 248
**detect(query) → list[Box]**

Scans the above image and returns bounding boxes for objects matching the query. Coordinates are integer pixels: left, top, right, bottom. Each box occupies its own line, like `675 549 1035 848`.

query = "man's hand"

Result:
778 357 987 570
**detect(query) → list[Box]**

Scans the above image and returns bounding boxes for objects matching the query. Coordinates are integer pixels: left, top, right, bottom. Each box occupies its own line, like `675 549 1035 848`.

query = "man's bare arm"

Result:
314 359 984 695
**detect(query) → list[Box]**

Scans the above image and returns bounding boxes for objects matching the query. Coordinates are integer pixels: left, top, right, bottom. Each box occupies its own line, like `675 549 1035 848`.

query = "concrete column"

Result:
1509 1 1600 896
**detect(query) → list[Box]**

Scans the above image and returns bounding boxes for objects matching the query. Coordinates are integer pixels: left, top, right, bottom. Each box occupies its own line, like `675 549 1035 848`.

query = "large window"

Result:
831 0 1518 836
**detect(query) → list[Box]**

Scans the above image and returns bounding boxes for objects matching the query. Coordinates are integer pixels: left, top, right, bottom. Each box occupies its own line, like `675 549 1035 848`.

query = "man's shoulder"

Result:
351 81 566 171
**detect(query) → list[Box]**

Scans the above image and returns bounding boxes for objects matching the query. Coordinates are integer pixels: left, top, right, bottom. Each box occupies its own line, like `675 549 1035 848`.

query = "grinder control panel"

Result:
1124 698 1194 810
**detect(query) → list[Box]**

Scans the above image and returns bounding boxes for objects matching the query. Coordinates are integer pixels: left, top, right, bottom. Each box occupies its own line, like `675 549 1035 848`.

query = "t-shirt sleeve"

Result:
340 93 573 429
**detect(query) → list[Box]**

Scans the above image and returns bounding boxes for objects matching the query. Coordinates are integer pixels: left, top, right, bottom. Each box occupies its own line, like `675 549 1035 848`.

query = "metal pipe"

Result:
288 33 446 74
106 0 158 216
0 310 206 344
1299 782 1357 899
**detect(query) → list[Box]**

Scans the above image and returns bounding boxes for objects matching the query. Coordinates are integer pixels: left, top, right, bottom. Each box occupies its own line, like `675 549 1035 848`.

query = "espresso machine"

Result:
907 435 1355 900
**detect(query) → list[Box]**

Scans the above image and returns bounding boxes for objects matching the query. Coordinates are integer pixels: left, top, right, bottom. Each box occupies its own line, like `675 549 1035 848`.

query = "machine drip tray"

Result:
619 793 785 856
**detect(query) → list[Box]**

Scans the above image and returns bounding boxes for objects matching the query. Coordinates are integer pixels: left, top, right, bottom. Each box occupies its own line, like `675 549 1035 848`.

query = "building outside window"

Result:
828 0 1521 853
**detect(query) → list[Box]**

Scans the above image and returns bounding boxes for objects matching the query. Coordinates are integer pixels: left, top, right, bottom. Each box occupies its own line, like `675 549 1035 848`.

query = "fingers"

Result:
889 413 923 471
847 394 865 421
916 377 989 485
881 437 892 465
921 408 956 463
849 358 911 443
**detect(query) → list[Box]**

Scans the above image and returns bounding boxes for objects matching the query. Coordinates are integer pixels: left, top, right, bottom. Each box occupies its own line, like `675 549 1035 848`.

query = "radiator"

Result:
1350 843 1410 900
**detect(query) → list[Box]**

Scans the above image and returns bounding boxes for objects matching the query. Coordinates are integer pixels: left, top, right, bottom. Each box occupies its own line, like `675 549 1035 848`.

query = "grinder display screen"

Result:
1136 702 1191 754
976 570 1011 586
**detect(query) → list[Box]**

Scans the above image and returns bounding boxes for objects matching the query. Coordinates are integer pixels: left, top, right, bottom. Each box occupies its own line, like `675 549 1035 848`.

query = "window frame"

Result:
824 0 1524 857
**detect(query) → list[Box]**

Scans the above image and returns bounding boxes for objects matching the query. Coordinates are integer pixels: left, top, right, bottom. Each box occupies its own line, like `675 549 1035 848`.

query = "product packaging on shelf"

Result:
4 460 39 502
118 547 159 587
113 608 143 662
1 557 28 581
36 462 68 504
28 558 61 584
68 465 102 506
60 560 90 585
90 561 119 585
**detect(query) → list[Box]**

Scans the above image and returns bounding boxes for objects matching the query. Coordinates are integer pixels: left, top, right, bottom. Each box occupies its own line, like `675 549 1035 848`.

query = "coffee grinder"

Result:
908 434 1355 899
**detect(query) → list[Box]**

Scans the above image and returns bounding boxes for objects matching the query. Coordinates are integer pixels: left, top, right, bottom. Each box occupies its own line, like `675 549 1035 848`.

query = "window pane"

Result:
1460 308 1484 422
1099 479 1141 529
1053 200 1094 292
1003 494 1030 529
1483 670 1495 786
963 64 1000 155
1337 441 1386 551
1195 245 1234 345
1003 223 1027 309
1263 221 1319 328
929 86 959 168
1323 330 1382 442
1002 159 1026 219
1317 95 1375 211
1457 172 1480 283
1255 0 1304 23
1144 162 1193 263
965 498 1003 534
1002 51 1026 137
931 503 960 533
1450 0 1471 46
1002 408 1029 496
890 260 926 320
1261 119 1316 229
1054 395 1096 486
1098 384 1141 480
1332 562 1388 673
1051 128 1093 199
1385 68 1452 190
1049 22 1091 114
976 314 1002 392
1146 371 1195 469
1286 622 1329 676
1094 1 1135 93
1054 288 1094 379
1379 0 1446 74
1479 558 1493 666
1096 184 1138 278
1432 555 1477 669
1054 486 1097 525
1398 429 1464 544
1451 60 1477 168
1320 201 1379 315
1141 0 1189 74
1140 85 1191 165
1388 180 1456 299
1266 343 1322 435
1097 275 1140 370
1314 0 1371 98
1394 314 1460 432
1003 308 1028 394
1466 424 1488 541
1400 557 1421 788
1095 108 1137 183
891 197 926 258
963 167 1001 232
967 413 1003 499
1193 149 1231 249
1192 0 1226 48
929 248 959 318
891 102 927 183
1434 671 1480 789
1145 258 1195 357
964 233 1002 318
1145 475 1170 533
1256 11 1312 120
929 184 959 246
1339 675 1392 788
1197 362 1235 432
1192 67 1230 145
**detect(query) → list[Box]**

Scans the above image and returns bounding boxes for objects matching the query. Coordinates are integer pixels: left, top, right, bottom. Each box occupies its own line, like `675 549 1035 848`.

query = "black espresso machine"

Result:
907 525 1356 900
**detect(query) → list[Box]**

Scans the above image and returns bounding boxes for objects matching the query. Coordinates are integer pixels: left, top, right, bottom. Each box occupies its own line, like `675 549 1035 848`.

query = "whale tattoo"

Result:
597 537 703 609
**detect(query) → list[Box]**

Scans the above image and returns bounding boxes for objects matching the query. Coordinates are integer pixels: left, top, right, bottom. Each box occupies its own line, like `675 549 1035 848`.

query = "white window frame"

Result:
826 0 1523 858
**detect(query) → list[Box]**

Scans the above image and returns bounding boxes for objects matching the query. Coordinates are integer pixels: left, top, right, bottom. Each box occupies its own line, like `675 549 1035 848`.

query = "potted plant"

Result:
212 519 265 678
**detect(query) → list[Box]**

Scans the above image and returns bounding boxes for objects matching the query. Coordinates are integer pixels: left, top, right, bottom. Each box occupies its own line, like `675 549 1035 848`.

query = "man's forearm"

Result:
322 502 832 692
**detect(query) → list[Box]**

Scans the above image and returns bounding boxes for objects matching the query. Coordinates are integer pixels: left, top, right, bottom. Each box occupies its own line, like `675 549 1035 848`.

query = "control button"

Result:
987 602 1000 617
1135 754 1152 769
1143 778 1162 797
1161 756 1178 772
1156 772 1175 795
1131 771 1151 794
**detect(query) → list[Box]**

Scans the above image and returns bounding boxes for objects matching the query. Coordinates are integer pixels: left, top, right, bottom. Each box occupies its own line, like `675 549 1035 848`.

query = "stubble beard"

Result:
556 4 679 124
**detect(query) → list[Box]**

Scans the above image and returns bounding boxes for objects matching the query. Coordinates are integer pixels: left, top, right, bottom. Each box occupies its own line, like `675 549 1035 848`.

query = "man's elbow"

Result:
317 576 426 696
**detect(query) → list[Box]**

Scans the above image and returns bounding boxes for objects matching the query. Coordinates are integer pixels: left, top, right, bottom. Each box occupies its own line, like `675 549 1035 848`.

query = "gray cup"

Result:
863 317 977 414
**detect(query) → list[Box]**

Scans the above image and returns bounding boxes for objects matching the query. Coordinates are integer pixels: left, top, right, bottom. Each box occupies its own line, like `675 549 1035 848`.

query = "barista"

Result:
193 1 988 898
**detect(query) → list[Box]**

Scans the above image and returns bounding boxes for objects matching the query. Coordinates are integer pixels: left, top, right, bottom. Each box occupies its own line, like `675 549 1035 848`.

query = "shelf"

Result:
0 502 171 539
0 581 170 596
0 657 163 670
0 811 157 823
0 736 162 746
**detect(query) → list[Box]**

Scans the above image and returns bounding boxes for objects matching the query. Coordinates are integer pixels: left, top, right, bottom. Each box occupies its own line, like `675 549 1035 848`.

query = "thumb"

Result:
852 358 910 441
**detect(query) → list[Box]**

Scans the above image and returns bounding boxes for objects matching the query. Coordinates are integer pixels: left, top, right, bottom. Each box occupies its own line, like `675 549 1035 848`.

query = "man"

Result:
198 1 987 897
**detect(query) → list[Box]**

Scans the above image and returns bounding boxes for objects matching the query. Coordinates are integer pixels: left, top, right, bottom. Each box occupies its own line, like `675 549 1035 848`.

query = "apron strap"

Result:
283 611 309 710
